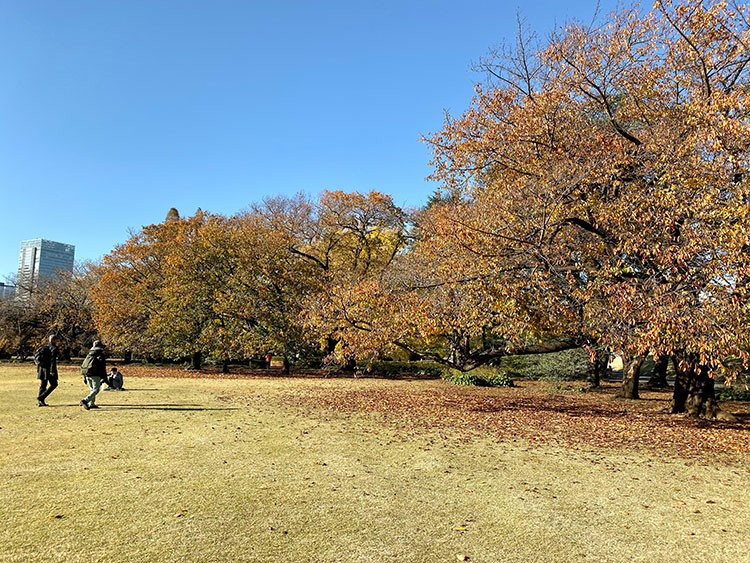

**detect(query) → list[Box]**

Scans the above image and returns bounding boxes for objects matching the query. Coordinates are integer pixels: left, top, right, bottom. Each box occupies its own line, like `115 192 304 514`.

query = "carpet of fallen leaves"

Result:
276 381 750 460
121 365 750 460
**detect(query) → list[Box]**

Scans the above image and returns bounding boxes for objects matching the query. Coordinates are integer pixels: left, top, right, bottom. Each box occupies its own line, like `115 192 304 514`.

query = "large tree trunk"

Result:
671 359 722 418
190 351 202 371
123 350 132 364
619 355 643 399
648 355 669 387
282 356 291 375
222 358 230 374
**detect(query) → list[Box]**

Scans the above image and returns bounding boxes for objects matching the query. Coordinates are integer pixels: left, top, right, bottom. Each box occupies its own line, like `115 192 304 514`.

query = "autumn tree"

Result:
343 0 750 419
93 206 325 372
34 264 99 358
93 212 218 368
0 294 43 359
0 266 98 359
325 197 587 371
255 190 412 366
199 210 322 371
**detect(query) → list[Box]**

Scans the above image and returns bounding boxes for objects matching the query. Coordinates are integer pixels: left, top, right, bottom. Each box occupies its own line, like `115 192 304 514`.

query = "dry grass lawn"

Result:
1 364 749 562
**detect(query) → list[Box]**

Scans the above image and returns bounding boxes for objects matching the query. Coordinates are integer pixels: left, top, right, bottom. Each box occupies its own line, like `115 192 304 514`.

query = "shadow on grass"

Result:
104 403 239 411
49 403 237 411
468 398 628 419
466 396 749 430
105 405 237 411
103 388 159 391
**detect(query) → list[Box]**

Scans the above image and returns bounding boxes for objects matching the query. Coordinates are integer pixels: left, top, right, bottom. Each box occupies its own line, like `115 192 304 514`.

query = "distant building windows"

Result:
0 282 15 299
16 239 75 293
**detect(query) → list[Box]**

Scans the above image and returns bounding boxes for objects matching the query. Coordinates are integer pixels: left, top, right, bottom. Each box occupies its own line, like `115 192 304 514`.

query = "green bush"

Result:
718 386 750 401
355 361 444 378
443 372 491 386
483 372 516 387
442 367 515 387
494 348 592 381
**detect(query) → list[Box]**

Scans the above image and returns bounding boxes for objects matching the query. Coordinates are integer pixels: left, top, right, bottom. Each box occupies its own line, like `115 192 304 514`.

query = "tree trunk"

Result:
589 349 608 388
221 358 230 374
190 351 202 371
123 350 132 364
648 355 669 387
671 359 721 418
282 356 291 375
619 355 643 399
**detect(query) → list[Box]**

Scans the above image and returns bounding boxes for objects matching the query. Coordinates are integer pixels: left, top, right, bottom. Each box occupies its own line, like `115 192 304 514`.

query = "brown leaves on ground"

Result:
117 365 750 460
277 380 750 460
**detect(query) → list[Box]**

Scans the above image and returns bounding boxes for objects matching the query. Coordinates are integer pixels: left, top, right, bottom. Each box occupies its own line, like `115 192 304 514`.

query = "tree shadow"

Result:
104 404 238 412
106 403 202 407
49 403 236 411
466 396 749 429
731 412 750 425
468 399 627 419
103 388 159 391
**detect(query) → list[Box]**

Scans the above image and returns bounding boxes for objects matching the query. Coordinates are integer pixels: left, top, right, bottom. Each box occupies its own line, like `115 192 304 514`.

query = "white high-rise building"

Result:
17 239 75 291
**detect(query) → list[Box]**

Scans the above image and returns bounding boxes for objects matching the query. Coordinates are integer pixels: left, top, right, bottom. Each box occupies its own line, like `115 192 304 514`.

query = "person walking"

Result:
80 340 107 410
35 334 60 407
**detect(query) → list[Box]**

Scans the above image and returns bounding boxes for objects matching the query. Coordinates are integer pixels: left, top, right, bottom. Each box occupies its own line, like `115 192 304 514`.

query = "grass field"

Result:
1 364 749 562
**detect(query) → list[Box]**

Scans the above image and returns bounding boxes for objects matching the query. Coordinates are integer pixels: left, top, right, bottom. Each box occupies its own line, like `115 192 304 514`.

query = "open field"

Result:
1 364 749 562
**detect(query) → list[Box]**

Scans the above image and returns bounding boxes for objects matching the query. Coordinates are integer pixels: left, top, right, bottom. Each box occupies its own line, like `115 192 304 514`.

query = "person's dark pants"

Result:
38 374 58 402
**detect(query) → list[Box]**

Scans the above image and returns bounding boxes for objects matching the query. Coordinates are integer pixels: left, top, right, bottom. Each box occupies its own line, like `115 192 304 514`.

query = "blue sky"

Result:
0 0 617 278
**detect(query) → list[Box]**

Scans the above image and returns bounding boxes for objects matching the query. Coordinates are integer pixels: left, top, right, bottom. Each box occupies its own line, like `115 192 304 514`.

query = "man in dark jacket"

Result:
36 335 60 407
80 340 107 410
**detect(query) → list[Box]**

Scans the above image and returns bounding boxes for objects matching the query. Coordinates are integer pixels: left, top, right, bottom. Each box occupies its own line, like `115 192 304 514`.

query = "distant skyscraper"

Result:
17 239 75 291
0 282 15 299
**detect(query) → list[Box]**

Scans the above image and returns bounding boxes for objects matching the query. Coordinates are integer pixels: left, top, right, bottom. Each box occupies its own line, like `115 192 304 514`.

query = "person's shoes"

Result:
89 405 100 409
80 400 90 410
37 400 47 407
104 387 112 391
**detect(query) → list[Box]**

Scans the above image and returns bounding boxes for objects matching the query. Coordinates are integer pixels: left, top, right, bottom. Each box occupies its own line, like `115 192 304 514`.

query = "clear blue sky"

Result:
0 0 617 278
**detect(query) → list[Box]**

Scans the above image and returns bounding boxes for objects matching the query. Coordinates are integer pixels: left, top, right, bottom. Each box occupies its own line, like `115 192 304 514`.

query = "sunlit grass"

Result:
1 364 748 562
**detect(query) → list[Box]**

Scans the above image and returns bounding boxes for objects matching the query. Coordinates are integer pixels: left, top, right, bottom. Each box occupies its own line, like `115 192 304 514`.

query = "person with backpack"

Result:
80 340 107 410
35 334 60 407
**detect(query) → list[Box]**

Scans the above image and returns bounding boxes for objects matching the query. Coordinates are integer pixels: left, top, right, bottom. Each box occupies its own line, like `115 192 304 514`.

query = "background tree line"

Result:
0 265 98 360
